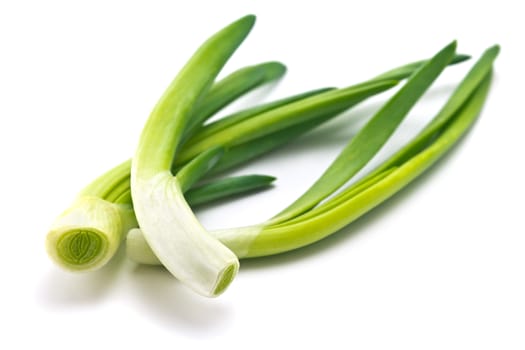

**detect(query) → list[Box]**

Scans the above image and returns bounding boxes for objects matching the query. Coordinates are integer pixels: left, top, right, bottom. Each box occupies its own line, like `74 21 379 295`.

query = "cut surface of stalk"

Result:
127 45 497 266
47 197 136 271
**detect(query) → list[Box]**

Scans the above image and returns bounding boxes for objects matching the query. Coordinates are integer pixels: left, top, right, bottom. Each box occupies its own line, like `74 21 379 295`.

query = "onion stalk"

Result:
46 14 474 296
128 15 400 296
130 15 260 297
131 16 449 296
127 43 499 277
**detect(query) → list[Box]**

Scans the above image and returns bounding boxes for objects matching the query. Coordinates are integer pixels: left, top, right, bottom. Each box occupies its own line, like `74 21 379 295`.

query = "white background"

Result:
1 0 524 348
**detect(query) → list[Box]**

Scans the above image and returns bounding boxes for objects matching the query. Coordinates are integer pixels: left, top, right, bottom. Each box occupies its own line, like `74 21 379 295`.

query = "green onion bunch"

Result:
46 15 499 297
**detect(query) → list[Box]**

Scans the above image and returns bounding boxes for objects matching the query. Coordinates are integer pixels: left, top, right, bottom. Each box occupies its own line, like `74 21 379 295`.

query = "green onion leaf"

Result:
176 147 224 192
184 61 287 137
177 79 399 165
269 41 458 224
190 87 334 144
186 175 277 208
241 47 497 257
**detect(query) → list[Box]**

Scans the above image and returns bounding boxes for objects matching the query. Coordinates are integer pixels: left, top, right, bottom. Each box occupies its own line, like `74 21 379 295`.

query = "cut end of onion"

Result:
212 261 239 297
47 228 110 271
45 196 124 272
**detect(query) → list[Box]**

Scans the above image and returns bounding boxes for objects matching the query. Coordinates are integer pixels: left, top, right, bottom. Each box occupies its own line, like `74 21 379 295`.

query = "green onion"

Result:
45 53 399 275
46 14 478 297
45 48 286 272
130 15 258 297
127 44 498 271
128 15 398 296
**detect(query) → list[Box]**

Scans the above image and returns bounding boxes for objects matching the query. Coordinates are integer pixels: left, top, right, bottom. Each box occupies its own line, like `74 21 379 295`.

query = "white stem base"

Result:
132 172 239 297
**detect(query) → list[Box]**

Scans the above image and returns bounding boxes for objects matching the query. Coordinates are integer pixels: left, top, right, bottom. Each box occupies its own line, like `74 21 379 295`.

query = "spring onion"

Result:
46 13 491 300
46 55 405 275
128 15 397 296
127 44 498 279
128 16 465 296
130 15 260 297
45 52 287 272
